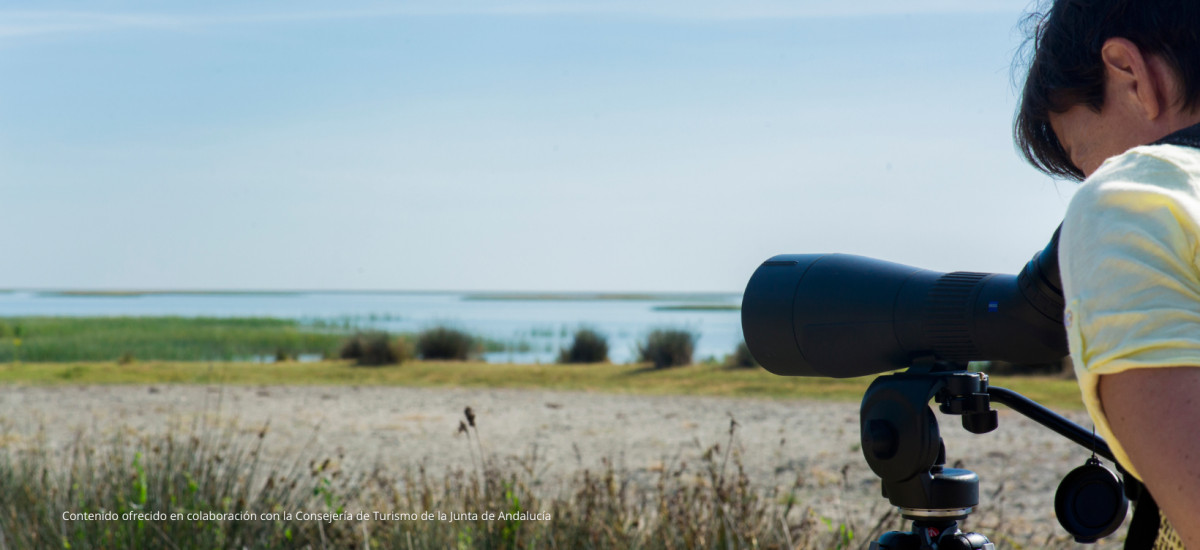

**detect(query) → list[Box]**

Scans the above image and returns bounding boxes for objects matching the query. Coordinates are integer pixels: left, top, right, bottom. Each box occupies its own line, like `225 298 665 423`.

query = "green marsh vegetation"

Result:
0 321 1082 409
0 318 511 365
652 304 741 311
463 291 736 302
0 317 1086 409
37 290 308 297
0 317 343 363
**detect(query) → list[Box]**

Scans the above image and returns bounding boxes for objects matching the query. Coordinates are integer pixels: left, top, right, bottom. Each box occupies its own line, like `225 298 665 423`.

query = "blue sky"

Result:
0 1 1073 292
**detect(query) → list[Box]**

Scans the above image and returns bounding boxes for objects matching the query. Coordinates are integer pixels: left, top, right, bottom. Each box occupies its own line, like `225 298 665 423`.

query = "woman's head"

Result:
1014 0 1200 180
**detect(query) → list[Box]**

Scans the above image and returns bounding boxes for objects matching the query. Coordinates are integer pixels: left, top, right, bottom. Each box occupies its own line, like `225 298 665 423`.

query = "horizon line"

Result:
1 288 743 296
2 2 1029 39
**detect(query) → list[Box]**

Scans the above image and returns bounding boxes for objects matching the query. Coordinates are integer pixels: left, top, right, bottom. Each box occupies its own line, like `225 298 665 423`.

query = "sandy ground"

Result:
0 384 1125 548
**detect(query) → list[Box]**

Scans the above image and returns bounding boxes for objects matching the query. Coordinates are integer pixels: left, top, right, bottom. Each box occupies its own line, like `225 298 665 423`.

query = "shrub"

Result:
339 334 363 360
339 332 406 366
726 341 758 368
638 329 695 369
558 327 609 364
417 326 478 361
358 331 404 366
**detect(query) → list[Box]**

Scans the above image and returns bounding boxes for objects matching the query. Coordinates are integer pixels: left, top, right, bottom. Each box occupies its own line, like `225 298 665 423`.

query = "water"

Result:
0 291 744 364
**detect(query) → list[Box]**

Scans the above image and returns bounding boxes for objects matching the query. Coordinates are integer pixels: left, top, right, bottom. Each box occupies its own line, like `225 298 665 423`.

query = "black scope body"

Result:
741 228 1067 378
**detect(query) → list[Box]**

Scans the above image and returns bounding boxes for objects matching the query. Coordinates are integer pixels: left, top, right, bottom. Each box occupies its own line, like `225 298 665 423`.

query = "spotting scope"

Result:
741 227 1067 378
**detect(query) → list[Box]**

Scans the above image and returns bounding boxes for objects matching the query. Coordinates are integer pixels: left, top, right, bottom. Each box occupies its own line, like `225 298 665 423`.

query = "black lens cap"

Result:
1055 458 1128 543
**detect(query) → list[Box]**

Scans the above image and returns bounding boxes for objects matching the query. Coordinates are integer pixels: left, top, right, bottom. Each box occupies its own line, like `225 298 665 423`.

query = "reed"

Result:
0 317 343 362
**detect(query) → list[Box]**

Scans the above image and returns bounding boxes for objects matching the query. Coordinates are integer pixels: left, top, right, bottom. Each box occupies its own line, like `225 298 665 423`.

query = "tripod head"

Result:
860 362 995 519
858 362 999 549
858 362 1129 548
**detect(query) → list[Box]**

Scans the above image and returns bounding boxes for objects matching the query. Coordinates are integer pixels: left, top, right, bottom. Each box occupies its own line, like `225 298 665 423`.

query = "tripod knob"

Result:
867 419 900 459
962 410 998 434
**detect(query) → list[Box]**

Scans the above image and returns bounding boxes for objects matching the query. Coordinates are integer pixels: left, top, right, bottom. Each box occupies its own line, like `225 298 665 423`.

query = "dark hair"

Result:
1014 0 1200 180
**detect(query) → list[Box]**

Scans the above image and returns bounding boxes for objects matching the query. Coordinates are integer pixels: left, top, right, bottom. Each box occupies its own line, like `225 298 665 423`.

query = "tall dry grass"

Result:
0 405 1089 549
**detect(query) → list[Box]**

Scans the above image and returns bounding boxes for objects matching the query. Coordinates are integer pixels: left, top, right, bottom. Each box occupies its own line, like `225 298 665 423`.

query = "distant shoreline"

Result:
463 292 738 302
652 304 740 311
16 290 742 301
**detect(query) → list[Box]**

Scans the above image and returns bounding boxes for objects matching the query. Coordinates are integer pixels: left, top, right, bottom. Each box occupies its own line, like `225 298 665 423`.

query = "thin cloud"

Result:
0 1 1028 39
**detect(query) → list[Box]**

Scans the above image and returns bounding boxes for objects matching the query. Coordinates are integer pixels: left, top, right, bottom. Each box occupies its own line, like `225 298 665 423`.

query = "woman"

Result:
1015 1 1200 547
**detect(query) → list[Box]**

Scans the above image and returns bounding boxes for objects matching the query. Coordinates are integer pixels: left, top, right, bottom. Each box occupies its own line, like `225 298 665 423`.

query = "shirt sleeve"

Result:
1059 149 1200 481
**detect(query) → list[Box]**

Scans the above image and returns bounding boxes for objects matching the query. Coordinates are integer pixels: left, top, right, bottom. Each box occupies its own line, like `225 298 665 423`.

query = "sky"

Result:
0 0 1075 292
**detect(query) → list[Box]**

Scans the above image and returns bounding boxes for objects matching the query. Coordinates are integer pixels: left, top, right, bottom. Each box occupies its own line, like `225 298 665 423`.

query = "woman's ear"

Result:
1100 37 1163 121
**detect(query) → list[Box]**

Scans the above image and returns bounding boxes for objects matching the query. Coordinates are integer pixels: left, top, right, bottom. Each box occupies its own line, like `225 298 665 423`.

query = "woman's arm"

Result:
1099 366 1200 547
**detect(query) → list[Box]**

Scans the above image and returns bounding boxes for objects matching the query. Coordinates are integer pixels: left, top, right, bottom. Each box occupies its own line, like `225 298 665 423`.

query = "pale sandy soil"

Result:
0 385 1125 548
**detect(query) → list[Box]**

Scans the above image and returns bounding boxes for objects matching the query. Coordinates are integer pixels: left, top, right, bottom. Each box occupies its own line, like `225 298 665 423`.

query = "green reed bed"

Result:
0 317 344 363
0 317 525 365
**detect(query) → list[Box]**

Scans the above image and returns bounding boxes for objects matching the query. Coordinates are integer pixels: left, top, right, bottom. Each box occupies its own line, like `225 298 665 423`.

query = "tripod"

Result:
861 361 1128 549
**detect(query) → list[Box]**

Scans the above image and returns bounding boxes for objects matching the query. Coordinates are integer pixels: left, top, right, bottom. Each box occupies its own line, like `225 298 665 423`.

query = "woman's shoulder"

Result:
1062 143 1200 266
1070 144 1200 213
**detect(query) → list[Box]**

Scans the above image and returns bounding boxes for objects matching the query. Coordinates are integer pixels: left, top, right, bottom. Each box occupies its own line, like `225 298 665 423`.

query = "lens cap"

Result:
1055 458 1128 543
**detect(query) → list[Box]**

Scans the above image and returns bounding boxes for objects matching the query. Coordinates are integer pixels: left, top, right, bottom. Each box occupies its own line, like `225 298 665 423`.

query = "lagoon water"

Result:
0 291 744 364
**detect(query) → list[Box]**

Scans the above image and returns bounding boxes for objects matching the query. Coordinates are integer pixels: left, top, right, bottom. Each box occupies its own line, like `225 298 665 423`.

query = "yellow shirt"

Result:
1060 141 1200 483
